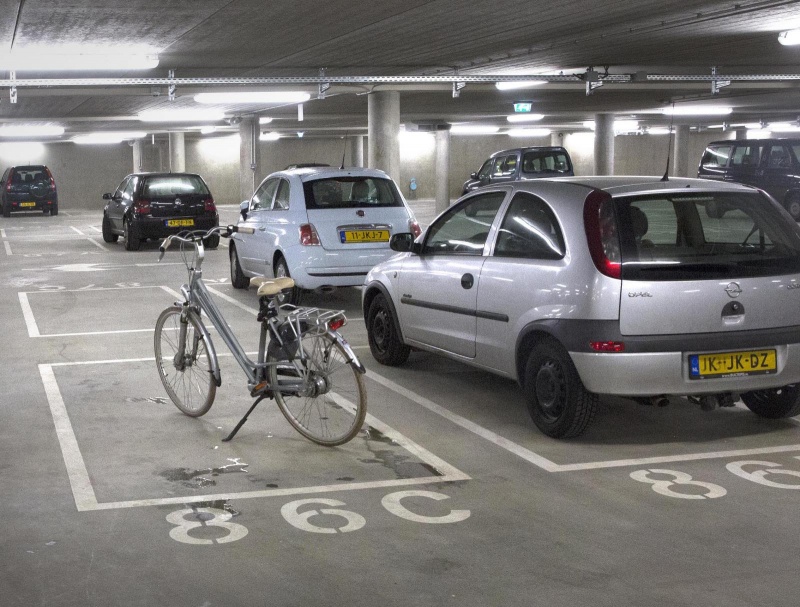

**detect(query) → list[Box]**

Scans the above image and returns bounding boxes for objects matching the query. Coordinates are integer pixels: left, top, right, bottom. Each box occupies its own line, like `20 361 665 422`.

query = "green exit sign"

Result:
514 102 532 113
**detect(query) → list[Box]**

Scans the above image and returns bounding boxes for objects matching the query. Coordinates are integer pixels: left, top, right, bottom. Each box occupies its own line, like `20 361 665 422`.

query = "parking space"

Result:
3 211 800 607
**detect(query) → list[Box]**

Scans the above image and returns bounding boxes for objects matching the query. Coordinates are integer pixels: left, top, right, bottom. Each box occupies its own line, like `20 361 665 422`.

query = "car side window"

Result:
272 179 290 210
477 159 493 180
492 155 517 178
121 177 136 202
701 145 732 168
766 144 793 169
730 144 764 167
423 192 506 255
494 192 565 260
114 177 130 199
251 178 278 211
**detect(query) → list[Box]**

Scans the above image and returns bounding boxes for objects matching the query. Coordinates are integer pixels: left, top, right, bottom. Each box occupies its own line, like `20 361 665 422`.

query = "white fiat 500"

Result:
363 177 800 438
231 167 420 303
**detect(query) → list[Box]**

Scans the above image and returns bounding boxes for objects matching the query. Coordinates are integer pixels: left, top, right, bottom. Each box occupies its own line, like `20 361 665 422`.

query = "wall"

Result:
0 130 738 210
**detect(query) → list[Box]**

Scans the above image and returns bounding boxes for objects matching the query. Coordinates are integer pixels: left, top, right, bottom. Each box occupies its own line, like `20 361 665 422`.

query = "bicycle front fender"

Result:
328 330 366 374
190 311 222 387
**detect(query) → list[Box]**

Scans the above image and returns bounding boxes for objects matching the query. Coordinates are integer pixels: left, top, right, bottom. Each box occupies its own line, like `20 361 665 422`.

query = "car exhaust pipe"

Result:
315 285 336 294
633 395 670 407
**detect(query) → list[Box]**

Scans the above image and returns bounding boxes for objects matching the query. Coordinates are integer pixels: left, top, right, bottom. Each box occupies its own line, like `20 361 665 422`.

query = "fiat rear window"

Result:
303 177 403 209
614 192 800 280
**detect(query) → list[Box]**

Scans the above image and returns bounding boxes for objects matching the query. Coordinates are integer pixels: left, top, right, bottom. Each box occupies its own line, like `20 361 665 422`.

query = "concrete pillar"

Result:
239 118 260 202
168 132 185 172
132 139 143 173
435 128 451 214
672 125 690 177
735 128 748 140
349 135 364 167
594 113 614 175
368 91 400 181
550 132 564 148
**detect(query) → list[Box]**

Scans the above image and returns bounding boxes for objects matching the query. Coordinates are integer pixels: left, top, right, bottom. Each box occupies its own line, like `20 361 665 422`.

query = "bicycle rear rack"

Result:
280 304 347 337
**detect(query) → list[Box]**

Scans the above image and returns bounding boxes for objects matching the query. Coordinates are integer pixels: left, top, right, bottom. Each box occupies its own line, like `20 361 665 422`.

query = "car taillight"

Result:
408 219 422 238
583 189 621 279
590 341 625 352
299 223 320 246
133 198 151 214
45 168 56 191
6 171 13 191
204 197 216 213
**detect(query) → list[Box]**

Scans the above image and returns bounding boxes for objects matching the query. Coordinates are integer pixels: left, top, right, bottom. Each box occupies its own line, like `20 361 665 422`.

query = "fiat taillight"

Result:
299 223 320 246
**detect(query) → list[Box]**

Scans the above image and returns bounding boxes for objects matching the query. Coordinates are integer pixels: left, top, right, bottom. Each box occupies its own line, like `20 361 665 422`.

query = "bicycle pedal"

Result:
250 381 274 398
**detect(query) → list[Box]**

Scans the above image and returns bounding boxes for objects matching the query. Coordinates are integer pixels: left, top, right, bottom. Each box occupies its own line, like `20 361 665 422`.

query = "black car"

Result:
0 165 59 217
102 172 219 251
698 138 800 219
462 146 574 194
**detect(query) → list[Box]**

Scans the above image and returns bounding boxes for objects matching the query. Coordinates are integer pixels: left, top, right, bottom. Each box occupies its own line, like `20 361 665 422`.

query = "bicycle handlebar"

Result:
158 224 255 261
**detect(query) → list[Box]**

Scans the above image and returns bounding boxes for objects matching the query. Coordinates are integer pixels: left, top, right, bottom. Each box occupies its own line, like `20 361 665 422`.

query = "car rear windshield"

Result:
11 166 49 183
614 191 800 280
142 175 209 198
303 177 403 209
521 151 571 174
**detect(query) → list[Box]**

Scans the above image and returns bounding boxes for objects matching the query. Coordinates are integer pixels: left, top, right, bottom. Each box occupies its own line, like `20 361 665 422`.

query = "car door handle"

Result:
461 273 474 289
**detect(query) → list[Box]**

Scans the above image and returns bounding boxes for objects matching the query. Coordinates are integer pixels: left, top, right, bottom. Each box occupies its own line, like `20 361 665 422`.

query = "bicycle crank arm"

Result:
328 330 366 374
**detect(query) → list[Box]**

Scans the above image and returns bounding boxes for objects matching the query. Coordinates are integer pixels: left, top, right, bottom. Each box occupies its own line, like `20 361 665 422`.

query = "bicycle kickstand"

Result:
222 395 268 442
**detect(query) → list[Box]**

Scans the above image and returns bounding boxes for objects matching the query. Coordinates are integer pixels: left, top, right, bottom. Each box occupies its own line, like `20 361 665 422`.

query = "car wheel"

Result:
123 218 140 251
274 256 302 305
524 339 598 438
203 234 220 249
367 293 410 366
230 245 250 289
51 204 58 216
741 384 800 418
102 215 119 243
785 195 800 221
42 208 49 215
2 201 9 218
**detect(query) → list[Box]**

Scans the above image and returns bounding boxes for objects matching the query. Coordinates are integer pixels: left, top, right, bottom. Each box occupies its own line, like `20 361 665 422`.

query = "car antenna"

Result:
660 102 676 182
340 132 348 170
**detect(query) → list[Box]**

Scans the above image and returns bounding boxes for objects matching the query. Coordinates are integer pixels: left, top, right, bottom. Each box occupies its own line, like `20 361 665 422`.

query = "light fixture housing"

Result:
450 125 500 135
507 128 551 137
778 29 800 45
260 132 281 141
259 117 273 125
0 125 64 137
138 109 226 122
661 105 732 116
194 92 311 104
73 132 147 144
506 114 545 123
495 81 547 90
583 120 639 133
746 129 772 139
0 51 158 71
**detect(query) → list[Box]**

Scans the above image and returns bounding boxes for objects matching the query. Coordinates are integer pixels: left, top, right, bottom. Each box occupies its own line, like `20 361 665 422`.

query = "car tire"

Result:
2 201 9 218
102 215 119 243
274 256 302 305
524 339 598 438
123 218 140 251
203 234 220 249
741 384 800 419
51 204 58 216
230 245 250 289
785 194 800 221
367 293 411 366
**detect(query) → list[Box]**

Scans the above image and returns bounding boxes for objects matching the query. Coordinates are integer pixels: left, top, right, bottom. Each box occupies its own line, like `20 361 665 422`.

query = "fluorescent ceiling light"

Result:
195 92 311 104
259 117 273 124
495 81 547 90
138 109 226 122
768 122 800 132
0 52 158 71
747 129 772 139
260 132 281 141
0 124 64 137
450 125 500 135
507 128 551 137
73 132 147 144
582 120 639 133
778 29 800 45
646 127 673 135
506 114 545 123
199 126 217 135
662 105 732 116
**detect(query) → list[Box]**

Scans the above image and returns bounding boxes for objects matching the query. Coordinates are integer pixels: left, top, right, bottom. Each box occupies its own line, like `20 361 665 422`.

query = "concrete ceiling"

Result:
2 0 800 139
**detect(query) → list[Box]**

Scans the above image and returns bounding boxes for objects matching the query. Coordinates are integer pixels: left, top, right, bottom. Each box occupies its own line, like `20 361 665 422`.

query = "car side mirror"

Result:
239 200 249 221
102 193 113 200
470 172 478 180
390 232 420 253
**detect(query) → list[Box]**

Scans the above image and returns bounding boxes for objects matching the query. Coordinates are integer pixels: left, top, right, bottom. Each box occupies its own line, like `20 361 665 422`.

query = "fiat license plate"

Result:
339 229 389 243
20 202 35 207
166 219 194 227
689 349 776 379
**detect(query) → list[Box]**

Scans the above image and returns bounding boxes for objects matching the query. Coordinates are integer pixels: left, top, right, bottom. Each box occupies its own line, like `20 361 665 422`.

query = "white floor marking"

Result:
366 369 800 473
206 286 258 315
70 226 85 236
89 226 101 233
85 237 107 250
18 293 41 337
39 360 469 512
0 228 6 238
3 241 11 256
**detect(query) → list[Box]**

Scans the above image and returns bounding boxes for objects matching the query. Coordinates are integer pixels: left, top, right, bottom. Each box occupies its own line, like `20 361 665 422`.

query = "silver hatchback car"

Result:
363 177 800 438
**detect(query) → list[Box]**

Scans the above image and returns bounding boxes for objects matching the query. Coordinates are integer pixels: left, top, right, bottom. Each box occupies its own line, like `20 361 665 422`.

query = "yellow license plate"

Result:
166 219 194 227
689 349 776 379
340 229 389 243
20 202 36 207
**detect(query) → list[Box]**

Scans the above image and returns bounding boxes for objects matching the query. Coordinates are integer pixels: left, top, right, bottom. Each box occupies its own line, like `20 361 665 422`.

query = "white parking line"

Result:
70 226 86 236
18 292 40 337
84 237 107 250
89 226 101 233
3 241 11 256
206 286 258 315
1 229 6 238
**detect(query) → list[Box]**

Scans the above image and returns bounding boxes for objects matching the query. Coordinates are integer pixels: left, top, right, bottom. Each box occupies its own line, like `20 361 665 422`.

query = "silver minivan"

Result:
363 177 800 438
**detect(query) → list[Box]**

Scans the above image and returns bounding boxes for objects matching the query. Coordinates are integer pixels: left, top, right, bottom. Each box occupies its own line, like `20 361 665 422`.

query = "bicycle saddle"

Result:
252 276 296 297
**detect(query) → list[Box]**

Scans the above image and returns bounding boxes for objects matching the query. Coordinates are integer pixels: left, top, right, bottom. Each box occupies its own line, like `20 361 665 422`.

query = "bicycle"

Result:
153 225 367 446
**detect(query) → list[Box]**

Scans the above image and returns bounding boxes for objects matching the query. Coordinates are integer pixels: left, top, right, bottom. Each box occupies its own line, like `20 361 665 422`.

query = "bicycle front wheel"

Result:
154 306 216 417
269 332 366 446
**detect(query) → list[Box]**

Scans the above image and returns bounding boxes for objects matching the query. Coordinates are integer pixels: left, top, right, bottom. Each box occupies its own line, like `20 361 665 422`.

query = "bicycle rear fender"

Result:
329 330 366 374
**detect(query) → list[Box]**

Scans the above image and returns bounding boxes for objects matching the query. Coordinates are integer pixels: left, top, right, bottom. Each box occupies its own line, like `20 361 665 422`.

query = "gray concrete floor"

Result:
2 206 800 606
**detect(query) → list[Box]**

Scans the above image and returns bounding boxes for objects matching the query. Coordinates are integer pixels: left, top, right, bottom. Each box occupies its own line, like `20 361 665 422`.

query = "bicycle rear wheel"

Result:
154 306 216 417
269 332 366 446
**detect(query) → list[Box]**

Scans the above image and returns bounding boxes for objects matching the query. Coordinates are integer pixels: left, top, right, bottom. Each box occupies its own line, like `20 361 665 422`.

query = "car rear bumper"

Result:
571 343 800 395
131 215 218 239
3 195 57 212
287 246 397 289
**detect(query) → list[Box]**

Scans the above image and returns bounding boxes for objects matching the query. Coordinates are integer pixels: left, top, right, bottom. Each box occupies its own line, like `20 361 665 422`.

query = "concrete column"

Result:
132 139 143 173
168 132 185 172
593 113 614 175
349 135 364 167
550 132 564 148
239 118 260 202
672 125 690 177
367 91 400 181
735 128 748 140
435 128 451 214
